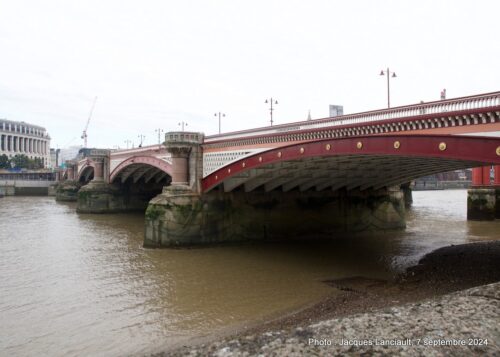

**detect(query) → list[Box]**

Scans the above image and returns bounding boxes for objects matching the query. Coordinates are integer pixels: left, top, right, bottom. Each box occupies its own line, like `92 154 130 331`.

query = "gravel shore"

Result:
158 241 500 356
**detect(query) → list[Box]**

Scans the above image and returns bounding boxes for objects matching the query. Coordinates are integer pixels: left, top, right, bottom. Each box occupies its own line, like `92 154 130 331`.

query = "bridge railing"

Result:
205 91 500 142
110 144 164 156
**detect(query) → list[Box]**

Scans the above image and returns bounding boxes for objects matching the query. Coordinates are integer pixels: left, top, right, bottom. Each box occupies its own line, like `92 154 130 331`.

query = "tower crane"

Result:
81 96 98 148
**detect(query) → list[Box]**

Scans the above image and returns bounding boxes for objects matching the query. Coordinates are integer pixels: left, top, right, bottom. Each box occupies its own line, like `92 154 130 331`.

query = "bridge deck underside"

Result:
111 163 170 184
218 155 481 193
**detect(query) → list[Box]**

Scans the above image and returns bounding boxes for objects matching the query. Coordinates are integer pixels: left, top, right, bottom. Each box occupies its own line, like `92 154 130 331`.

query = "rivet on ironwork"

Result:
215 175 218 180
258 156 263 162
394 141 400 149
242 162 246 168
325 144 331 151
300 147 305 154
357 141 363 149
277 151 282 158
228 168 231 173
439 142 447 151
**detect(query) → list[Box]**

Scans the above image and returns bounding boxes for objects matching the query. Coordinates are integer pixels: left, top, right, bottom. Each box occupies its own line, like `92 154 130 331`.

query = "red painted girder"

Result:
201 135 500 192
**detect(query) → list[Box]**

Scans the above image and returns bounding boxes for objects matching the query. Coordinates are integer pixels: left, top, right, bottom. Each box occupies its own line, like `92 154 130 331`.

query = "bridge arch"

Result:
110 156 172 184
202 135 500 193
79 165 94 183
78 160 95 184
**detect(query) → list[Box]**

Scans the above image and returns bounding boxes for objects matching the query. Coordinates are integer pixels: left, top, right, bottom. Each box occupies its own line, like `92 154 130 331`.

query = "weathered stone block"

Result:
467 188 496 220
144 186 406 248
55 180 81 202
76 181 166 214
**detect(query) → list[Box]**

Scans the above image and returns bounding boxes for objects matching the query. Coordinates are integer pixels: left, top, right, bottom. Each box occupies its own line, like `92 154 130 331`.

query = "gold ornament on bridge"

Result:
300 147 305 154
496 146 500 156
393 141 401 149
439 142 447 151
277 151 282 158
242 162 246 168
325 144 331 151
356 141 363 149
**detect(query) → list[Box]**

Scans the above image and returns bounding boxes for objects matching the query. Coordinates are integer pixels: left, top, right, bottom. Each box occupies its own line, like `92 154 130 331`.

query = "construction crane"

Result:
81 96 98 148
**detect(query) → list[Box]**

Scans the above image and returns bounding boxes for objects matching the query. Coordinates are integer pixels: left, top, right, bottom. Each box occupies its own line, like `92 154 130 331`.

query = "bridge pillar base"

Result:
144 186 406 248
401 182 413 208
76 181 162 213
77 182 122 213
55 180 81 202
467 188 498 220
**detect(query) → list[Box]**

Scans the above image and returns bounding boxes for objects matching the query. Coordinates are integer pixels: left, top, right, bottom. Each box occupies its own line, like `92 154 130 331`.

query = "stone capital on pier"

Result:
164 131 204 186
88 150 110 183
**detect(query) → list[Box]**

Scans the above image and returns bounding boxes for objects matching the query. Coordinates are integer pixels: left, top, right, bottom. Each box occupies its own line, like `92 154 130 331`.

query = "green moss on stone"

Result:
78 190 91 200
145 205 165 220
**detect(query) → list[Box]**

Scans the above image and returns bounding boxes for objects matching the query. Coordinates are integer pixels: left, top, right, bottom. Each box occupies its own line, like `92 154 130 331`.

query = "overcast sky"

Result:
1 0 499 149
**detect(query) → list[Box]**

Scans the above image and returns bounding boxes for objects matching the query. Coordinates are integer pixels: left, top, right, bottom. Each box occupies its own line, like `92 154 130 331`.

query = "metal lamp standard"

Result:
265 98 278 126
379 68 397 108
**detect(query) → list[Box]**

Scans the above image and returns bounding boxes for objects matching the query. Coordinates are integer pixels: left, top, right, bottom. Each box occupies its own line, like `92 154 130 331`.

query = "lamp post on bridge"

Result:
178 121 188 132
124 139 132 149
214 112 225 134
155 128 164 146
265 98 278 126
379 68 397 108
137 134 145 147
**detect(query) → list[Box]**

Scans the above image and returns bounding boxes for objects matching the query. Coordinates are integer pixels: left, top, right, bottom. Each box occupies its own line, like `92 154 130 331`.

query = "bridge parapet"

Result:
205 91 500 143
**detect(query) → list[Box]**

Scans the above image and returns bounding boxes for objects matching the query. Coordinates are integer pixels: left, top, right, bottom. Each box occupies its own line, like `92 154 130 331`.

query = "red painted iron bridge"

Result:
70 91 500 193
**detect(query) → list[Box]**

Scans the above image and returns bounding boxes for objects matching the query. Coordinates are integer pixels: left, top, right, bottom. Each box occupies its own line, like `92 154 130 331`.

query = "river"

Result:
0 190 499 356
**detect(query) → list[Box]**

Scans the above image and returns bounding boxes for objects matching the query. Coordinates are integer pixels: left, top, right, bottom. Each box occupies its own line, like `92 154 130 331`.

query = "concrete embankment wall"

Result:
413 180 471 190
0 180 56 196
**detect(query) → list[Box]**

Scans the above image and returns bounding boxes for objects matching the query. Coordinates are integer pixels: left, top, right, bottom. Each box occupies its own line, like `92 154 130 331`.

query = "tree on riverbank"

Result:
3 154 44 169
0 154 9 169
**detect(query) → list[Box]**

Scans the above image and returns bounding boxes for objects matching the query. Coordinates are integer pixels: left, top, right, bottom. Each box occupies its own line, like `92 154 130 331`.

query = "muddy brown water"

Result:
1 190 499 356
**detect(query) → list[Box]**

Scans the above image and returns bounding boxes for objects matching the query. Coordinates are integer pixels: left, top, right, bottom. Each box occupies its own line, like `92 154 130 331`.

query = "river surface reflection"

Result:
1 190 499 356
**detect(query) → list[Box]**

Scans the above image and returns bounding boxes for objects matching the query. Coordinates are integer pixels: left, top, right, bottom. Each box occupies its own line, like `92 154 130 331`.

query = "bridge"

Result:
57 91 500 246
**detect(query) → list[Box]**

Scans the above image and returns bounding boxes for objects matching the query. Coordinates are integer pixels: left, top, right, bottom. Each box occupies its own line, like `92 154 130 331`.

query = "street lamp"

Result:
178 121 188 131
265 98 278 126
137 134 145 147
124 139 132 149
154 128 164 145
214 112 225 134
379 68 397 108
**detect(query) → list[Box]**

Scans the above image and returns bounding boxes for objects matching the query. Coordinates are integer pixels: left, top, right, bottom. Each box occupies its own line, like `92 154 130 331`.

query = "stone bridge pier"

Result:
55 160 81 201
144 133 407 248
467 165 500 220
77 150 115 213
